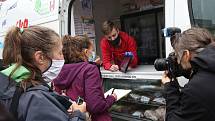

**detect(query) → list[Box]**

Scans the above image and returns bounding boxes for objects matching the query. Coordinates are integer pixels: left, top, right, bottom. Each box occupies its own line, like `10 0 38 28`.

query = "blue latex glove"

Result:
124 51 133 57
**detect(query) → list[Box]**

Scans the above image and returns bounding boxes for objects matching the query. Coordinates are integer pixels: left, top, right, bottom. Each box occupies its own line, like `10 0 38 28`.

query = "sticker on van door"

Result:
35 0 55 15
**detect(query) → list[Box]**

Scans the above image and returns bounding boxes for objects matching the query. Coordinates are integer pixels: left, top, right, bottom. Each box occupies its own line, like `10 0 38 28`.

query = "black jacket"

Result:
165 44 215 121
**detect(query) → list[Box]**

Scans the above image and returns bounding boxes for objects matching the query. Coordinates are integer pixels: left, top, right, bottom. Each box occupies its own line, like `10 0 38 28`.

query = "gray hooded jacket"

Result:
0 72 86 121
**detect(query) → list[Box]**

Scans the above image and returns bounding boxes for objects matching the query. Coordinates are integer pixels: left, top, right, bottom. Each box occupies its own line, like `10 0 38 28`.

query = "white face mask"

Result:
42 59 65 83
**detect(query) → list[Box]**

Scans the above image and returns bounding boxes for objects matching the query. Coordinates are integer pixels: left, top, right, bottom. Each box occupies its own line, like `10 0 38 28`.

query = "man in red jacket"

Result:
100 20 138 71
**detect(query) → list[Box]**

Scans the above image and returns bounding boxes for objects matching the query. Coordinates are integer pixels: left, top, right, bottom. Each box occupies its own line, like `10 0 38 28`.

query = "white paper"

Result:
104 88 132 101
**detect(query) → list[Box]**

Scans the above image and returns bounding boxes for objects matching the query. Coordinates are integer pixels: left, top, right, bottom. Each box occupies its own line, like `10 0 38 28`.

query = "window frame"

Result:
188 0 195 26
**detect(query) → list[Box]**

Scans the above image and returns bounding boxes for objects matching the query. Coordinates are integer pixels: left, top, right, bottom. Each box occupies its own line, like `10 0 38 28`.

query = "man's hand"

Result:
68 102 86 113
109 64 119 72
162 71 171 84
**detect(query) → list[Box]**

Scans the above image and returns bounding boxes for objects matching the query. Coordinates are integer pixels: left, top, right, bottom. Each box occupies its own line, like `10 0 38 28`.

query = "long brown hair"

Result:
3 26 60 88
62 35 92 64
171 27 215 58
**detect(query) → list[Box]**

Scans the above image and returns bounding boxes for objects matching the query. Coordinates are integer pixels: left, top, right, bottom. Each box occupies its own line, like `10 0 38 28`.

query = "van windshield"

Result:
191 0 215 35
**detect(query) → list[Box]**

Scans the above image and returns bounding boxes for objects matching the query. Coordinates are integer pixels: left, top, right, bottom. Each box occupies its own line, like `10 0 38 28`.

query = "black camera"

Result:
154 52 183 79
154 27 192 79
154 52 192 79
154 27 185 79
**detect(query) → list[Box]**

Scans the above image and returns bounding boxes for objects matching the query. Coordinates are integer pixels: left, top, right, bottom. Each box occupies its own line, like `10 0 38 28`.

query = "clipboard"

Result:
104 88 132 101
119 56 132 73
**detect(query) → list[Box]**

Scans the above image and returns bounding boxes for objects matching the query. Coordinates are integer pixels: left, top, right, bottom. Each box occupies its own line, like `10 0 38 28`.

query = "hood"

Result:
0 64 30 99
191 44 215 73
53 62 89 89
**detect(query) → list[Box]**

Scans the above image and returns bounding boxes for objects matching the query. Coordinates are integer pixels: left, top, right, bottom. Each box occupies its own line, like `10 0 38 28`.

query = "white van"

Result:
0 0 214 120
0 0 214 64
0 0 214 93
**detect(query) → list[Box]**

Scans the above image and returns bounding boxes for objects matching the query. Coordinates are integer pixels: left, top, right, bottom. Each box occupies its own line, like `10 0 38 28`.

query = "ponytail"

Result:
3 26 23 66
2 27 25 83
3 26 60 88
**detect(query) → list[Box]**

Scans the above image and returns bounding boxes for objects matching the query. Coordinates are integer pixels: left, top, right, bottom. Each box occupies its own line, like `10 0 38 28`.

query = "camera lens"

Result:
154 58 168 71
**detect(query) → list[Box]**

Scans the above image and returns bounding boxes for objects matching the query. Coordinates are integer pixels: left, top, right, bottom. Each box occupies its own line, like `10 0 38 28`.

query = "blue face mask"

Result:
88 51 96 62
42 59 65 83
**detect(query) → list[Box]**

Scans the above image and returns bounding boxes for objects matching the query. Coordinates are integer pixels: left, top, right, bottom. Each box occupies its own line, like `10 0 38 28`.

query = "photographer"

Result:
162 27 215 121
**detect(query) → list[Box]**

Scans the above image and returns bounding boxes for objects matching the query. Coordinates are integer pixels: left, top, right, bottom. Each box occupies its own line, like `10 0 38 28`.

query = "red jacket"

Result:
100 31 138 70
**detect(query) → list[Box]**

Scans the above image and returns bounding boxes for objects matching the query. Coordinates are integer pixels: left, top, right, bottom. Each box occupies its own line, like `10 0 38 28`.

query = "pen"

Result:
111 88 115 94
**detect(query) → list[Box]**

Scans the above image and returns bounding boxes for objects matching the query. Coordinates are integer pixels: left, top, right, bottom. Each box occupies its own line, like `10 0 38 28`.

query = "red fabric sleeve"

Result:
100 38 112 70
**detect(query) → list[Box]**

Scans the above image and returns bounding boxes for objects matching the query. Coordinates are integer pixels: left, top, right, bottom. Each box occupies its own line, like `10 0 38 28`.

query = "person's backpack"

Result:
0 72 73 120
0 72 32 120
9 83 25 119
0 102 16 121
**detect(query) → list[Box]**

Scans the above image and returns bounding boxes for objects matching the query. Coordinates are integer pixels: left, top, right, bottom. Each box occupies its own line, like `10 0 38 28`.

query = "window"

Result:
121 8 165 65
190 0 215 35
